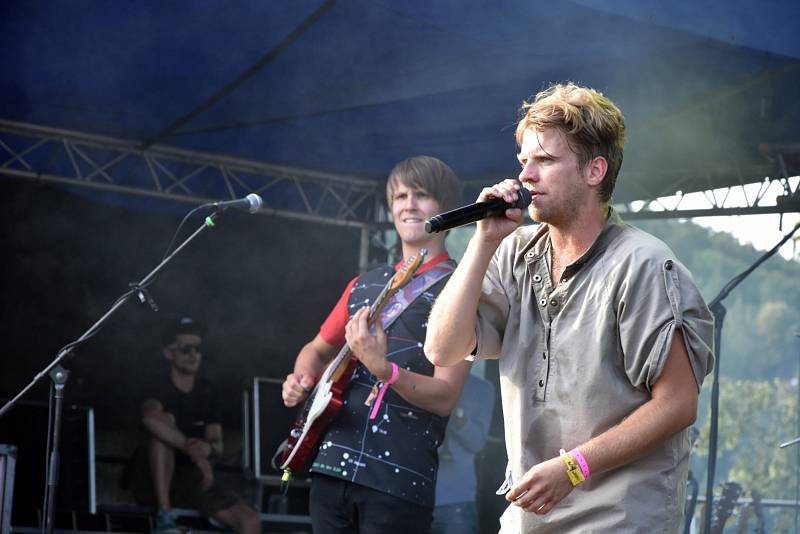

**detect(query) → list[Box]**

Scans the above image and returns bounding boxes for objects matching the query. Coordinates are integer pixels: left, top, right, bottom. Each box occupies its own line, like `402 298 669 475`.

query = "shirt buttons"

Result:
665 259 674 271
533 274 542 283
538 379 545 387
542 352 547 360
539 298 547 307
549 298 558 307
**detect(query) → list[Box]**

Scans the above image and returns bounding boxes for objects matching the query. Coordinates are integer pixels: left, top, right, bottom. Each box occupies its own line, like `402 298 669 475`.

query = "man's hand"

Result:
282 373 315 407
184 437 214 490
505 456 574 515
184 437 211 457
193 455 214 490
475 178 525 244
345 307 392 381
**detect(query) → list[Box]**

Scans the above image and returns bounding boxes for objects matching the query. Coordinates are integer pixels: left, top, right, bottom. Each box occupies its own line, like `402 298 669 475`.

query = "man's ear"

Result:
585 156 608 187
163 346 173 362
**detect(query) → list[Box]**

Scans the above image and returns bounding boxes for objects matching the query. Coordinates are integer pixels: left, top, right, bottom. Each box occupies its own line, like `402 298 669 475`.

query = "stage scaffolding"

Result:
2 119 799 269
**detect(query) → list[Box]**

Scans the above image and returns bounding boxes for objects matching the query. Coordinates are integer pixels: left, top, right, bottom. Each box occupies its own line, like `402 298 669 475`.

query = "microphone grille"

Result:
514 187 532 209
246 193 263 213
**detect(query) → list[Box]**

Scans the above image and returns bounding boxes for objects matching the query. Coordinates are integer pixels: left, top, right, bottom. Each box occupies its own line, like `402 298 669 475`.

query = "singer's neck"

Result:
548 202 608 265
401 239 445 266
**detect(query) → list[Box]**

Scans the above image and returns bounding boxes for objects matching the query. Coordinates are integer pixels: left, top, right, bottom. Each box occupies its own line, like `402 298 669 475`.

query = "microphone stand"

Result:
0 210 223 534
700 220 800 534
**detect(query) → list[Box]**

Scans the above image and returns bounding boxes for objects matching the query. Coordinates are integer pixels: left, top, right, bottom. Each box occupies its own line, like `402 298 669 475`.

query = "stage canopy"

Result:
1 0 799 224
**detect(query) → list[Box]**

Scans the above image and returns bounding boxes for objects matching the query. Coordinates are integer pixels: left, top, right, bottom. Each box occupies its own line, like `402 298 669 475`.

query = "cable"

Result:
160 204 210 262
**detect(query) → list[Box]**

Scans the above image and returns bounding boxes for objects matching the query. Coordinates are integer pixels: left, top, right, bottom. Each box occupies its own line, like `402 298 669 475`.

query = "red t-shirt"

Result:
318 251 451 348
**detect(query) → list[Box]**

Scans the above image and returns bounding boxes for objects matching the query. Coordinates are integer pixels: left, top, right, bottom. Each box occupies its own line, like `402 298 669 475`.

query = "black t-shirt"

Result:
141 374 222 441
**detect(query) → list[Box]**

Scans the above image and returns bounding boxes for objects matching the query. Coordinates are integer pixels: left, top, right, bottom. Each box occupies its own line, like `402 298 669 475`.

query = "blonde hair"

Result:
386 156 462 212
515 83 625 203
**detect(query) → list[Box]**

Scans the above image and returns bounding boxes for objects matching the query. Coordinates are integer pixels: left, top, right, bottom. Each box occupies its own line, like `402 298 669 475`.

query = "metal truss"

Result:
0 119 383 228
4 119 798 266
614 174 800 220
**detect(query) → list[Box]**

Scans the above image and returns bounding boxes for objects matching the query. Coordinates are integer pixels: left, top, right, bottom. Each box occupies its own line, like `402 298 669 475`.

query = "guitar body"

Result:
279 356 358 472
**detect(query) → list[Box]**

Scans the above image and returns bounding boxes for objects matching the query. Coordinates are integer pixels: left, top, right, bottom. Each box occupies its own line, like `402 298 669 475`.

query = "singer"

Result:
425 83 714 533
281 156 472 534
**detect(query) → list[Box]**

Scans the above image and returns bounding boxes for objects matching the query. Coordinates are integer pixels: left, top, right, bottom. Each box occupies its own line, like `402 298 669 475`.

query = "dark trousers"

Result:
309 474 433 534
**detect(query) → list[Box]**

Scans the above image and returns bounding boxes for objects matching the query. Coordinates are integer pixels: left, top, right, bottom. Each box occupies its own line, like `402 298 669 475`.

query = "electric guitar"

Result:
276 252 426 476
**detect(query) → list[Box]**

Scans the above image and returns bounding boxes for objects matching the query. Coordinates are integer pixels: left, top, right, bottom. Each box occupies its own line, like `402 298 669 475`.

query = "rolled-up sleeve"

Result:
617 255 714 392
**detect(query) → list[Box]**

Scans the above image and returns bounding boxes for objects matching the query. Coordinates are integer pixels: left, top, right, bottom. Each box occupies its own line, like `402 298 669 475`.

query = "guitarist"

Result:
282 156 473 534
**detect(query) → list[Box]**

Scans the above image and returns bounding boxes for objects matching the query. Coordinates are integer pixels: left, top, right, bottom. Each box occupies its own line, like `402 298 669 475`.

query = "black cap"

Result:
161 315 206 345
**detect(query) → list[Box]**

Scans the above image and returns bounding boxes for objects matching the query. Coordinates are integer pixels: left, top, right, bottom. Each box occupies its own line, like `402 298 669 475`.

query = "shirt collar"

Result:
394 250 452 274
527 207 625 269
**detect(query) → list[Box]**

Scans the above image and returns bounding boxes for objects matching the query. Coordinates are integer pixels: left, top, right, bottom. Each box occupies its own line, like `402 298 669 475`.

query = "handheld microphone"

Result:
425 187 531 233
212 193 263 214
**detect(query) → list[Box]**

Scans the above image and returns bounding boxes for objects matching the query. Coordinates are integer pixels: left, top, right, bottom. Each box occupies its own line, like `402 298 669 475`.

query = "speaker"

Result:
0 444 16 534
0 401 95 515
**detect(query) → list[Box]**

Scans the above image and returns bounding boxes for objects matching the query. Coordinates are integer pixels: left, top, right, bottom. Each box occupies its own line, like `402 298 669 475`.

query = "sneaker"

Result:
153 507 181 534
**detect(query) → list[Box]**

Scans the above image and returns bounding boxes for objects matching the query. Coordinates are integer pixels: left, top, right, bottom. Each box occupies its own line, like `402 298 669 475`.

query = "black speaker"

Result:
0 444 16 534
0 401 95 515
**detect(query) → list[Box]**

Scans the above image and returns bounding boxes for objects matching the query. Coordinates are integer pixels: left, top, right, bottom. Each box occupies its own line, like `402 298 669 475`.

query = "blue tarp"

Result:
2 0 798 203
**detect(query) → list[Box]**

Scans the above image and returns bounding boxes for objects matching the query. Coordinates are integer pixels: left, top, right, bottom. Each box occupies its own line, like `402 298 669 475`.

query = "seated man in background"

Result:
127 315 260 534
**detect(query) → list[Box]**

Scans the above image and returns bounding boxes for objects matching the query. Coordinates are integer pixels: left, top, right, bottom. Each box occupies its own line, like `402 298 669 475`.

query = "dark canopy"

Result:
2 0 799 206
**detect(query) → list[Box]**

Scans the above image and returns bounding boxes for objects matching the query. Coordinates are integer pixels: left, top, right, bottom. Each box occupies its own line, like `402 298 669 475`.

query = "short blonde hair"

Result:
386 156 462 212
516 83 625 203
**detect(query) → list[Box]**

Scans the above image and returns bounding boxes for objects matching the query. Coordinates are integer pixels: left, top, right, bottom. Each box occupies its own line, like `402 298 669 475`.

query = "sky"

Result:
696 212 800 261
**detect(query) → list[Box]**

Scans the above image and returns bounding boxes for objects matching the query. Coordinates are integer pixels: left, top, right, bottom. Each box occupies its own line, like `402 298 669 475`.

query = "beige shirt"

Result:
475 210 714 533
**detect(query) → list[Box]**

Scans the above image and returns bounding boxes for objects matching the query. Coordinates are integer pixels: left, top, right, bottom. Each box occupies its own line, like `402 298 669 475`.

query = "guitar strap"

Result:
377 260 456 330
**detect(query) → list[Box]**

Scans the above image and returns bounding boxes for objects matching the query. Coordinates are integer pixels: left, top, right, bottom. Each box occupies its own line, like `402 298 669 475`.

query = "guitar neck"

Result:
320 275 396 383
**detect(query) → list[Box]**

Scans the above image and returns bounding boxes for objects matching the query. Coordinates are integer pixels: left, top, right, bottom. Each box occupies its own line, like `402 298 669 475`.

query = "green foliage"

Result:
692 379 800 531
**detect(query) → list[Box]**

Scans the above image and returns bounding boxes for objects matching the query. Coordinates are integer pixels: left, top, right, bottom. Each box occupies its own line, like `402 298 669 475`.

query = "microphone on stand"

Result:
212 193 263 214
425 187 531 233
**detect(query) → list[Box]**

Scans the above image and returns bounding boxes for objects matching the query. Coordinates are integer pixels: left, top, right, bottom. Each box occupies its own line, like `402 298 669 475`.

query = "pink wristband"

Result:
369 363 399 420
569 448 591 480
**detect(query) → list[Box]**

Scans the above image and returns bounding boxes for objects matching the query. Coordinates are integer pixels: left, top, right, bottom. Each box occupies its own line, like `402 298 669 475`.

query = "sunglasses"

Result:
170 343 202 355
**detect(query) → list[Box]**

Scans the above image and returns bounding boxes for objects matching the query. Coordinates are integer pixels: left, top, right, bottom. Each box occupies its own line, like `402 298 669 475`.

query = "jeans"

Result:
431 502 479 534
310 474 434 534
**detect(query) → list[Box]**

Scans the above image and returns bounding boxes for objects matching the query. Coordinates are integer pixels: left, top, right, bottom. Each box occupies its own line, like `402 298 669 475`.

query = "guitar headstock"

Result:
389 248 427 291
711 481 742 534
